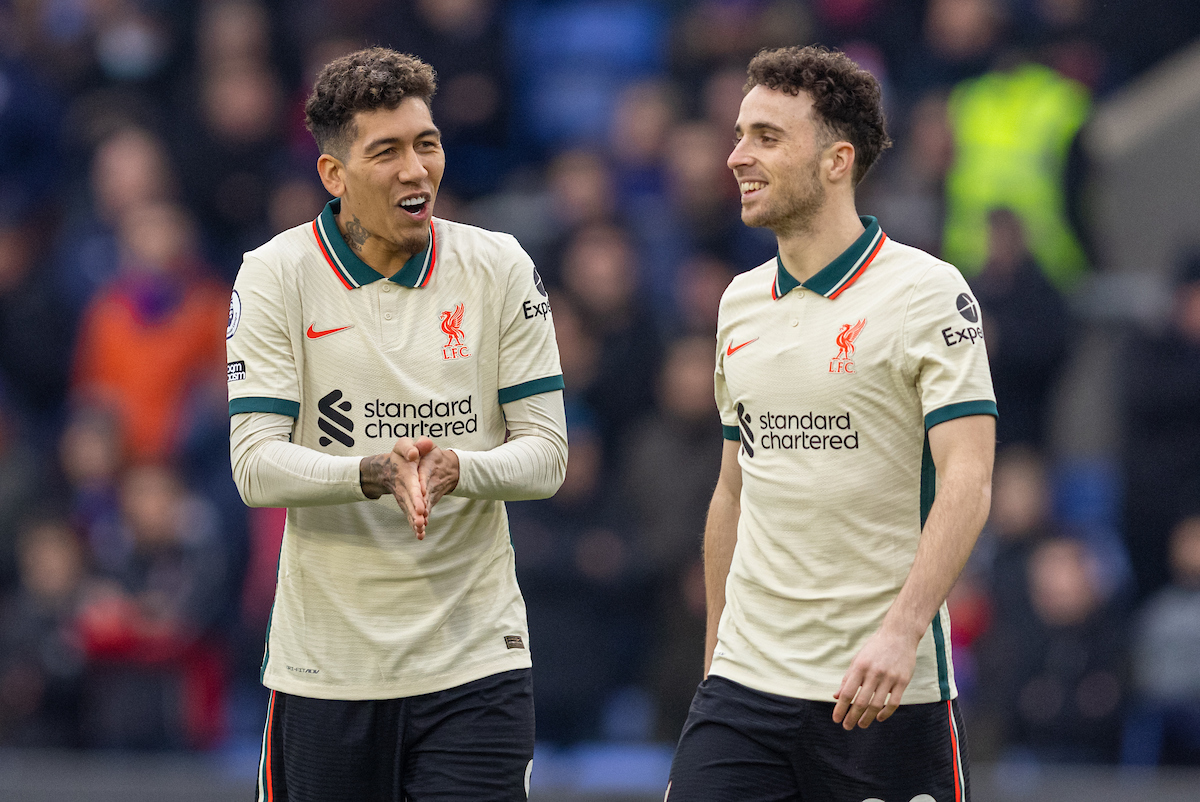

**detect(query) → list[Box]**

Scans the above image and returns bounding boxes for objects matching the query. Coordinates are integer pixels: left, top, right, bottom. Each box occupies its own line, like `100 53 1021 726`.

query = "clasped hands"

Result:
359 437 460 539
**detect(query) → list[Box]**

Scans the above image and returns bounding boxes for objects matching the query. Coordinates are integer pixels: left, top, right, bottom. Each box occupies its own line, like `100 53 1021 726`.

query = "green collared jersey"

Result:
226 199 563 700
710 217 996 704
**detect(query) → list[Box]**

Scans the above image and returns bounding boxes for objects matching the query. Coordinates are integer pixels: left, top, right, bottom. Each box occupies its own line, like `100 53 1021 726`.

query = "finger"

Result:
844 681 881 730
414 437 435 457
832 671 860 724
876 682 907 723
393 437 420 462
832 690 854 725
876 697 900 723
856 692 887 729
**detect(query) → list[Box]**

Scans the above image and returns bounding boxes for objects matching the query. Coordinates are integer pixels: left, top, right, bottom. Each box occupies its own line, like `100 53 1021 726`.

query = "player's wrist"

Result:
359 455 389 499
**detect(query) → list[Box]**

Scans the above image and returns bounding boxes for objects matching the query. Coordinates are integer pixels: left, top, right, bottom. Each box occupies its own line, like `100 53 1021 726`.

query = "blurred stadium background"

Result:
1 0 1200 799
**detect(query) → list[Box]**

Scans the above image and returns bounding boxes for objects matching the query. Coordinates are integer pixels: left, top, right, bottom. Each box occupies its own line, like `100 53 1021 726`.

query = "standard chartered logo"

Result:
315 390 478 447
758 410 859 451
362 395 477 439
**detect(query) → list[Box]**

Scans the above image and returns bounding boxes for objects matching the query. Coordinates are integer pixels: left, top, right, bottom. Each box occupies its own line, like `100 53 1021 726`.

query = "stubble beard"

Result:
391 226 430 257
741 157 826 239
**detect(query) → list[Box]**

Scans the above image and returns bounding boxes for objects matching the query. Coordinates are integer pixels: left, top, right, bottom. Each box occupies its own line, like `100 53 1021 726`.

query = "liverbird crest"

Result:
441 303 465 347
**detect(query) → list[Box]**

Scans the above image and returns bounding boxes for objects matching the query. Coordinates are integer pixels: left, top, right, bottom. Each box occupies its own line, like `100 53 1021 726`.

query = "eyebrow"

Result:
735 121 787 137
363 128 442 153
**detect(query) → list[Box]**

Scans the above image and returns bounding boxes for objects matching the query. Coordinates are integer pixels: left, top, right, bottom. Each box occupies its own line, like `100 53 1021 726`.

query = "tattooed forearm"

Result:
342 215 371 254
359 453 395 499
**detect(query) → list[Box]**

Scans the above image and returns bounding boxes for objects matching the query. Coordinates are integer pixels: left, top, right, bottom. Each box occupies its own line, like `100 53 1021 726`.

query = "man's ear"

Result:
824 141 857 185
316 153 346 198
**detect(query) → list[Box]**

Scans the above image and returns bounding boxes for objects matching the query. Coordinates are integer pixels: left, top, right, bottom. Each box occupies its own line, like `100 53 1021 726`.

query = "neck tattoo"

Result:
342 214 371 254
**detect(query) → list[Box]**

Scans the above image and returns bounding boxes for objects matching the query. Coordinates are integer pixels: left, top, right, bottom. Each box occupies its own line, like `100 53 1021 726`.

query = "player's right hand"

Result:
359 438 432 538
390 437 434 538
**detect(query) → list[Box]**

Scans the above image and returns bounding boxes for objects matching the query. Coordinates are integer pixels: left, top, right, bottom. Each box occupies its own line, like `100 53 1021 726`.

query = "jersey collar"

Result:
772 215 886 300
312 198 437 290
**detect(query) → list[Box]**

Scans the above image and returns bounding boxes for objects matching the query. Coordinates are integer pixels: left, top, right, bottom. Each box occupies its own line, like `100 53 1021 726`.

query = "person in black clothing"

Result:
970 208 1071 448
1122 256 1200 598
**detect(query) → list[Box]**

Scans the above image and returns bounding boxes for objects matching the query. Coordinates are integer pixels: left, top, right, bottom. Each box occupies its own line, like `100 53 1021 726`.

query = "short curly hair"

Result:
304 47 438 159
745 46 891 185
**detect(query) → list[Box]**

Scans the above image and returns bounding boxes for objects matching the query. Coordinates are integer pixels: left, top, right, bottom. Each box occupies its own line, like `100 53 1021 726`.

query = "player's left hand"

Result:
414 437 459 520
832 626 918 730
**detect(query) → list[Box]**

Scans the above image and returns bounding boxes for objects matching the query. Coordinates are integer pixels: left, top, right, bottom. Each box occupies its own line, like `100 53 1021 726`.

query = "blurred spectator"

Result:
673 253 735 337
978 446 1057 627
608 79 679 200
71 201 228 464
77 464 229 749
52 125 177 318
943 60 1091 291
0 56 64 210
987 537 1127 763
509 422 646 744
560 223 661 464
0 518 87 747
58 408 123 574
858 91 953 257
971 209 1071 447
1122 257 1200 598
910 0 1007 92
1124 515 1200 765
670 1 812 77
0 394 48 592
0 208 75 424
621 336 722 740
173 57 286 272
395 0 509 196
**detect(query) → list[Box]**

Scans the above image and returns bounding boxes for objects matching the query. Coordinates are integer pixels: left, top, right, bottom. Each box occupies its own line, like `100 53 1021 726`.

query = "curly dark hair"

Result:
745 45 891 185
304 47 438 158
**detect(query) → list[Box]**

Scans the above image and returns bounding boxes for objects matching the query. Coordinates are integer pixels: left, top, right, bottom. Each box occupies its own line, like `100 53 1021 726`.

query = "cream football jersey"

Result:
227 199 563 700
709 216 996 704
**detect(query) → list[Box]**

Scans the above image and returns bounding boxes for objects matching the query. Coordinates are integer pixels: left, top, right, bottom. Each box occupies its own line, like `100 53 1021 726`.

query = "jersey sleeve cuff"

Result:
230 397 301 418
722 424 742 441
498 374 565 405
924 399 998 430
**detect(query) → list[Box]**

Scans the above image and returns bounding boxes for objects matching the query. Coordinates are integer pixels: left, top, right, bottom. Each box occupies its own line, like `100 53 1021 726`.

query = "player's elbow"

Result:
528 435 568 500
230 444 273 508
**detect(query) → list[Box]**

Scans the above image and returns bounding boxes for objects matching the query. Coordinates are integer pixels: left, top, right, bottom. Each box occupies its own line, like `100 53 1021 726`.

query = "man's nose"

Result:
396 147 427 182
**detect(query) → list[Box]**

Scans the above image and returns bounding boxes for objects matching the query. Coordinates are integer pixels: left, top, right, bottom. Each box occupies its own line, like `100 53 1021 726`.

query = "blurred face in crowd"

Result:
562 224 635 322
1029 538 1098 627
120 464 184 550
18 521 83 604
1169 517 1200 589
659 337 718 425
318 97 445 262
118 202 196 274
91 128 173 223
989 446 1049 539
728 86 830 236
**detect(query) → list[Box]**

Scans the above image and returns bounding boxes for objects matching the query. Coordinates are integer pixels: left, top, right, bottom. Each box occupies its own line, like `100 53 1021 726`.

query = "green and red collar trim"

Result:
312 198 437 290
772 216 886 300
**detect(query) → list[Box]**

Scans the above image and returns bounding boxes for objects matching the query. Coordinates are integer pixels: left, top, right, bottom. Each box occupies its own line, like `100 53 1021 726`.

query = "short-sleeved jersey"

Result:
226 199 563 700
710 216 996 704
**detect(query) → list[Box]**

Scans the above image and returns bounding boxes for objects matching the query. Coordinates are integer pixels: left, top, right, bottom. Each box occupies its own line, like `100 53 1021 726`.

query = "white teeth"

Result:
740 181 766 193
400 197 426 207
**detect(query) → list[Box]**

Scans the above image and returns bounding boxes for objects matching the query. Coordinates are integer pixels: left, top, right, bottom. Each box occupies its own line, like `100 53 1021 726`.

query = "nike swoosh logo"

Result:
727 338 759 356
306 324 353 339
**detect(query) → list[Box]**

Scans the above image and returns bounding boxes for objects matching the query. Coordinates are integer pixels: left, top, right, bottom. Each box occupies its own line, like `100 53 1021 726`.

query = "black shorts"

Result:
667 675 969 802
255 668 534 802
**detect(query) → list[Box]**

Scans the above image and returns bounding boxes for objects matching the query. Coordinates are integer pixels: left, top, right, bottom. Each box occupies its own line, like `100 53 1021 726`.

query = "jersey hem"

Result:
707 662 957 705
498 375 564 405
231 397 301 418
924 399 998 430
262 650 533 701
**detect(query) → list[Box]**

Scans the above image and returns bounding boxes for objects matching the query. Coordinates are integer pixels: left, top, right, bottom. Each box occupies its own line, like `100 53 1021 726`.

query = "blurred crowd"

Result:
1 0 1200 768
